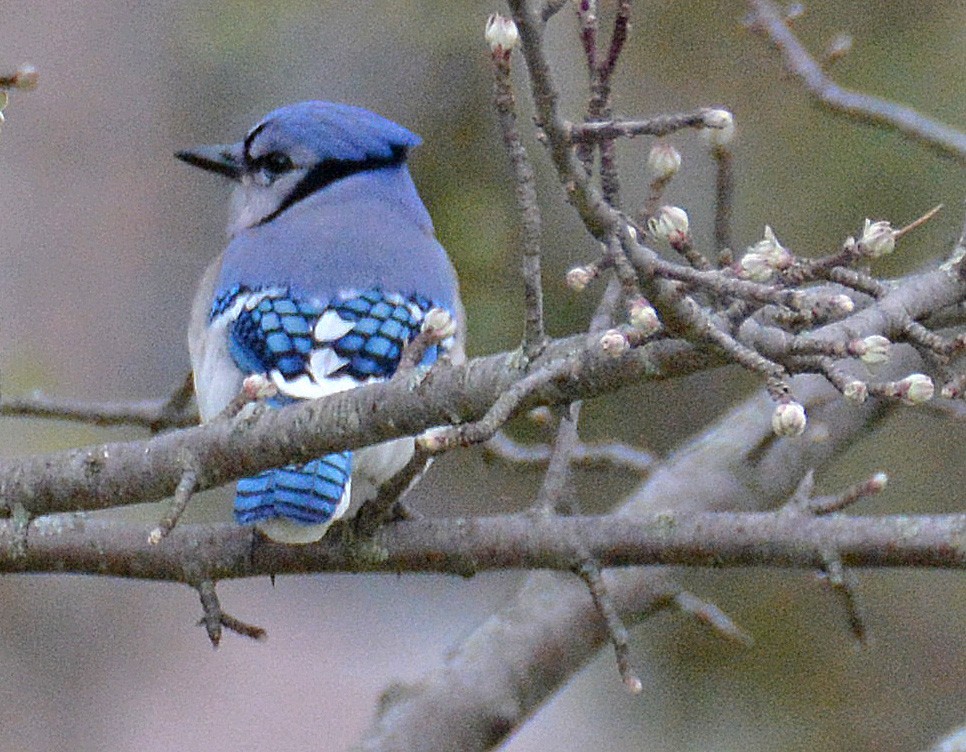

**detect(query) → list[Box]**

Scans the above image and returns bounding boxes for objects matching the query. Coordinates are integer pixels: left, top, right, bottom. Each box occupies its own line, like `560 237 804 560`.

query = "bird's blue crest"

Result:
248 101 422 164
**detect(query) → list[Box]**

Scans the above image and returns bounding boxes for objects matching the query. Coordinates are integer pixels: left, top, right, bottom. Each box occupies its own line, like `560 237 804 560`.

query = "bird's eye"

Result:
254 152 295 177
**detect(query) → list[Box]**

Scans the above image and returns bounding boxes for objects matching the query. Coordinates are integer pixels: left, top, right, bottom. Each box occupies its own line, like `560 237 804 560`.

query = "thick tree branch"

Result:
0 333 714 518
3 509 963 580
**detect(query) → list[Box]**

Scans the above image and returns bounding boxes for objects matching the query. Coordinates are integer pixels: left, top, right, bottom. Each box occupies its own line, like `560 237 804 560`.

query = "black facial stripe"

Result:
243 122 269 163
257 145 408 227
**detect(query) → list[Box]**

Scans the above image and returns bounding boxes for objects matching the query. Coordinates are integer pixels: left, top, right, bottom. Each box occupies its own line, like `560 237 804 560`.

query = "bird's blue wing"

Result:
212 285 450 530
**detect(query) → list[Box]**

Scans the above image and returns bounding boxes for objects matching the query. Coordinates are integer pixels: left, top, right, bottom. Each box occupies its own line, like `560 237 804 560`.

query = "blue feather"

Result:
215 287 449 530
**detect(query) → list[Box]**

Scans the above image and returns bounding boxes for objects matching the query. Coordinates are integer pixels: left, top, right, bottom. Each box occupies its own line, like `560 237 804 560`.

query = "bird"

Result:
177 101 463 544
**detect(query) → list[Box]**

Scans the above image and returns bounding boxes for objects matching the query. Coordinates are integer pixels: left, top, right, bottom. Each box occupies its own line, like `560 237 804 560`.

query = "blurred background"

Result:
0 1 964 750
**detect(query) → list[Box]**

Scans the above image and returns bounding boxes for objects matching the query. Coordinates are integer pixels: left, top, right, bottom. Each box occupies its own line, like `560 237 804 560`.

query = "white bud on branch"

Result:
485 14 520 56
856 335 891 365
772 401 807 437
700 108 735 147
647 206 690 246
628 298 661 336
600 329 630 358
566 265 596 292
739 225 791 281
898 374 934 405
843 381 868 403
647 142 681 180
857 219 896 258
422 307 457 340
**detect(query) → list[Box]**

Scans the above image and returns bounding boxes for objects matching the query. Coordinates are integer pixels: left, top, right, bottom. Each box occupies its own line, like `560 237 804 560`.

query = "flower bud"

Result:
527 406 553 426
700 109 735 147
647 206 689 246
772 401 807 437
600 329 630 358
738 251 774 282
485 14 520 55
755 225 791 266
857 219 895 258
899 373 934 405
242 373 278 401
417 428 450 453
422 307 456 339
824 33 853 64
647 142 681 180
628 298 661 335
843 381 868 403
857 335 890 365
829 294 854 315
940 380 962 400
868 472 888 493
566 265 595 292
738 226 791 281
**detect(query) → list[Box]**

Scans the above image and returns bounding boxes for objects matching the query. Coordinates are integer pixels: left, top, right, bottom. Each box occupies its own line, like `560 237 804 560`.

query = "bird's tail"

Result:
234 451 353 535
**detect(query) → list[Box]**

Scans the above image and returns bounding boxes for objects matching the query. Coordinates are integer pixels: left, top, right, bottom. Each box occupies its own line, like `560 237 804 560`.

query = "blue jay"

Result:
178 101 463 544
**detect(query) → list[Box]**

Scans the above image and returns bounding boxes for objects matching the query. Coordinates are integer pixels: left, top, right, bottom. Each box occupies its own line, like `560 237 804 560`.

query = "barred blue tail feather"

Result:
181 101 463 544
234 451 352 528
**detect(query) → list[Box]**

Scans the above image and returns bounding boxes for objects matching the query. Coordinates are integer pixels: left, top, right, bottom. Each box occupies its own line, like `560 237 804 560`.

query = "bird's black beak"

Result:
175 143 244 181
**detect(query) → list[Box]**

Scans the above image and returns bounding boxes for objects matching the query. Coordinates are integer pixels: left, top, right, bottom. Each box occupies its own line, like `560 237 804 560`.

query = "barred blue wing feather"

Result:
213 285 449 536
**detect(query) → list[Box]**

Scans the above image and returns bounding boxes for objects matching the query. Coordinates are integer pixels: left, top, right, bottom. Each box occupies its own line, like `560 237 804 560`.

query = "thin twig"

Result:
528 398 644 691
586 2 633 205
352 444 433 536
541 0 569 22
819 552 868 644
712 144 734 256
491 44 547 359
575 558 643 693
484 431 656 473
422 358 573 452
148 465 199 544
394 311 456 377
598 0 632 86
196 580 267 646
534 404 582 514
783 473 870 643
673 591 754 646
747 0 966 162
0 373 198 431
568 109 731 142
893 204 943 241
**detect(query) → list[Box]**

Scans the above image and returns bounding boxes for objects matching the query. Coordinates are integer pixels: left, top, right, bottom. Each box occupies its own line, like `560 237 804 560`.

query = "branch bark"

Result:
7 501 962 580
0 333 714 518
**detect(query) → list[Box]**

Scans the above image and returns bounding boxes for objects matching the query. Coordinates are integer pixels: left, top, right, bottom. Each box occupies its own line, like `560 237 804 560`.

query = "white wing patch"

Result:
267 307 378 400
309 346 349 379
314 310 356 342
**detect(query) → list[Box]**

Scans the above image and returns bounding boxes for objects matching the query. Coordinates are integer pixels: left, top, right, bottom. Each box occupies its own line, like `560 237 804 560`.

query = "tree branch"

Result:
5 508 963 579
0 332 715 518
747 0 966 162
